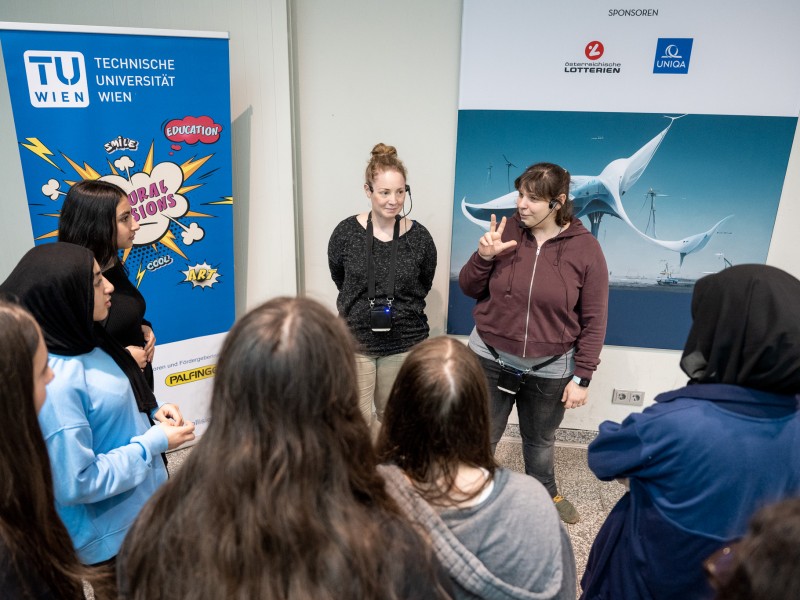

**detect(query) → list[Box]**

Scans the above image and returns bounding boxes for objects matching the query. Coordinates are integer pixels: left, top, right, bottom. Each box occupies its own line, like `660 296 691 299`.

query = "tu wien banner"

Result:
0 23 235 438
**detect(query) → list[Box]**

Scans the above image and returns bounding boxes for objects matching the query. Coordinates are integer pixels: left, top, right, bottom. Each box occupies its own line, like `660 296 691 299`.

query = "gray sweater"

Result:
379 465 576 600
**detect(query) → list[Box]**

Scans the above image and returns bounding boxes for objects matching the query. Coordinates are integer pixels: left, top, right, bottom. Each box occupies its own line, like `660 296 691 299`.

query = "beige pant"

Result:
355 351 410 435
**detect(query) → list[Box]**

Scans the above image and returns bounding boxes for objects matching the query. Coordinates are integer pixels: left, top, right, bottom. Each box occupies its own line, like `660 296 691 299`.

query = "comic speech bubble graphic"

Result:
42 178 62 200
182 262 220 289
164 115 222 145
102 161 189 245
181 222 205 245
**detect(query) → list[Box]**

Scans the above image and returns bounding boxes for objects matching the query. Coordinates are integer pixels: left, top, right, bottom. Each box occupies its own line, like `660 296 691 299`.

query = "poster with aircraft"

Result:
449 0 800 349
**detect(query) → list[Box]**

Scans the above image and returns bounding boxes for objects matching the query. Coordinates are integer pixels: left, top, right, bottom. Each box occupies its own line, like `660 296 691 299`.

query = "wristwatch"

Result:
572 375 590 388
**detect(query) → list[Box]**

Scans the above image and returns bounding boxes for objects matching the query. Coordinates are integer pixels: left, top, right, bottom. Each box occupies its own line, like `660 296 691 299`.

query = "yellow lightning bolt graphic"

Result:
206 197 234 205
60 152 102 180
180 154 214 180
143 142 155 175
135 262 146 288
159 230 188 259
177 183 203 195
185 211 214 218
21 138 63 171
107 159 121 176
35 230 59 241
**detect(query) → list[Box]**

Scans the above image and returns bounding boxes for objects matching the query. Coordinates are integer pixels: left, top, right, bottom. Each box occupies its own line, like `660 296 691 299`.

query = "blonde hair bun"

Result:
371 143 397 158
365 143 407 185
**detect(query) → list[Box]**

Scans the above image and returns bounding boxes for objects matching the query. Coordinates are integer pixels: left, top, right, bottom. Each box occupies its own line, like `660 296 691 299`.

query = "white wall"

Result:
290 0 461 333
0 0 297 314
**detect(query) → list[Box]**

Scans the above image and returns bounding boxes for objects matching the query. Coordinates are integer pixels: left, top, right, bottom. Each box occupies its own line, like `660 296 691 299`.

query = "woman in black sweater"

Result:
58 179 156 388
327 143 437 430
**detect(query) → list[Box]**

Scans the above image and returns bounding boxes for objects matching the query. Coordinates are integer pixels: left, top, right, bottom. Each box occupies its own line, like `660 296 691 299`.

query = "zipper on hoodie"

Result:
522 245 541 358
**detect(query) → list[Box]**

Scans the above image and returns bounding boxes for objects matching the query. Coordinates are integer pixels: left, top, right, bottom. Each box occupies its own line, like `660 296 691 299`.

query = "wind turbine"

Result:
715 252 733 269
502 154 517 192
643 187 669 238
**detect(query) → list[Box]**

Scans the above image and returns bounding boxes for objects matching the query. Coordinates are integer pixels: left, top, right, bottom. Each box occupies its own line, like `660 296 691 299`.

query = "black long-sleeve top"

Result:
328 216 437 356
104 262 154 388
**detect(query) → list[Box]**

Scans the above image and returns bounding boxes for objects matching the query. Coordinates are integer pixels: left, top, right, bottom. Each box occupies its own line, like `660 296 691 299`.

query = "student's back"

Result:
378 336 576 600
118 297 451 599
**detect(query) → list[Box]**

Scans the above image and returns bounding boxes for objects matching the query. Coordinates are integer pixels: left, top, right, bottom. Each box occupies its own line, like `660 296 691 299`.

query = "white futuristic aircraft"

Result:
460 115 734 266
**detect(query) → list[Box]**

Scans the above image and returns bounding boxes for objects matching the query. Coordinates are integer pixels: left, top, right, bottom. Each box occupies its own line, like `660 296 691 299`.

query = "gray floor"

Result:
494 434 626 597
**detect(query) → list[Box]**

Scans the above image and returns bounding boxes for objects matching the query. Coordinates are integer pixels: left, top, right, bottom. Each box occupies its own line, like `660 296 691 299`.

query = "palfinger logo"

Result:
165 365 216 387
24 51 89 108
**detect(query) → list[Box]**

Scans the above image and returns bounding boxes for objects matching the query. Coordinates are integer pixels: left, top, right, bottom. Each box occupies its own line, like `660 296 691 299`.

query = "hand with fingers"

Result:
478 214 518 261
153 403 185 426
159 421 196 450
142 325 156 363
126 345 148 370
561 380 589 409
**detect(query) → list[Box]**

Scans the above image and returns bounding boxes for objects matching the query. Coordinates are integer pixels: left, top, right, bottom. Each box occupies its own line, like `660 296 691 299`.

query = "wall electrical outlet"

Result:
612 389 644 406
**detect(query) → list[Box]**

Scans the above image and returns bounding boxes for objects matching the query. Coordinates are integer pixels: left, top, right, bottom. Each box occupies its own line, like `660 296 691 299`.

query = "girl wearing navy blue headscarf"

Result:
581 264 800 600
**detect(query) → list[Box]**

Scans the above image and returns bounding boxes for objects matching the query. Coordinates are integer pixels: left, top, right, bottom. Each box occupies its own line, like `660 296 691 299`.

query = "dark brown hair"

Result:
514 162 574 226
364 142 407 187
377 336 497 506
118 297 447 599
59 179 127 268
0 299 92 598
711 498 800 600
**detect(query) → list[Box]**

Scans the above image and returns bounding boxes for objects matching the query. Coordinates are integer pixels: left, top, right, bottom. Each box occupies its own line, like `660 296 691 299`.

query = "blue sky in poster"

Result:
447 110 796 347
449 111 794 280
0 29 234 345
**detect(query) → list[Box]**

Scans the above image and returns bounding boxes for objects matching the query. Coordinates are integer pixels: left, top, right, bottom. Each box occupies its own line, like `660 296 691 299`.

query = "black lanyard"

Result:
366 212 400 308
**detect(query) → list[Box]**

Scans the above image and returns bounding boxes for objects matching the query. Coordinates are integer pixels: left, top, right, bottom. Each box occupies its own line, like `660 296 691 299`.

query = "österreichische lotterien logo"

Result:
23 50 89 108
653 38 693 74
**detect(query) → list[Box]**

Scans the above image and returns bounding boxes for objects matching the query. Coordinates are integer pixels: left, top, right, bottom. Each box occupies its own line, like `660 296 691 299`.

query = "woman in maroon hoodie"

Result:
459 162 608 524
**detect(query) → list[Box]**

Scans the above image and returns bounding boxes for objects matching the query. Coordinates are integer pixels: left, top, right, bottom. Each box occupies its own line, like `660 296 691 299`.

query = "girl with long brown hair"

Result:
0 298 102 598
378 336 576 600
118 297 450 599
59 179 156 388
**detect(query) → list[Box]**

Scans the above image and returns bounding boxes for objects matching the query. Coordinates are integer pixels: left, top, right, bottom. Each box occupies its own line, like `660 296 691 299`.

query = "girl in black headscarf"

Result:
0 243 195 577
580 264 800 600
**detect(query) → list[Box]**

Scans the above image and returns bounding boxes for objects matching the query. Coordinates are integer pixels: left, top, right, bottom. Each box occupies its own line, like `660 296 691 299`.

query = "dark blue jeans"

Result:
477 354 570 497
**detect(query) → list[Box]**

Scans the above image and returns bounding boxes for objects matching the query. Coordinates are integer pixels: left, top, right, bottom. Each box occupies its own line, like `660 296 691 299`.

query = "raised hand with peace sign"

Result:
477 214 518 261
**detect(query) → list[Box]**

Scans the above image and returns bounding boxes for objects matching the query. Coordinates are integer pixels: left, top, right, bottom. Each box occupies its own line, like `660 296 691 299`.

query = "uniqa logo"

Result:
23 50 89 108
653 38 693 74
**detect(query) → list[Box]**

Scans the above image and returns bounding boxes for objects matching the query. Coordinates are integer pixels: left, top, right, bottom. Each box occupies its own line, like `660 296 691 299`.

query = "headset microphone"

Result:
403 184 413 218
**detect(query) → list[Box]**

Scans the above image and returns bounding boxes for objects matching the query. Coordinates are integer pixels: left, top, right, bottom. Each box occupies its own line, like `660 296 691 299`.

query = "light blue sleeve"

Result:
40 373 169 507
